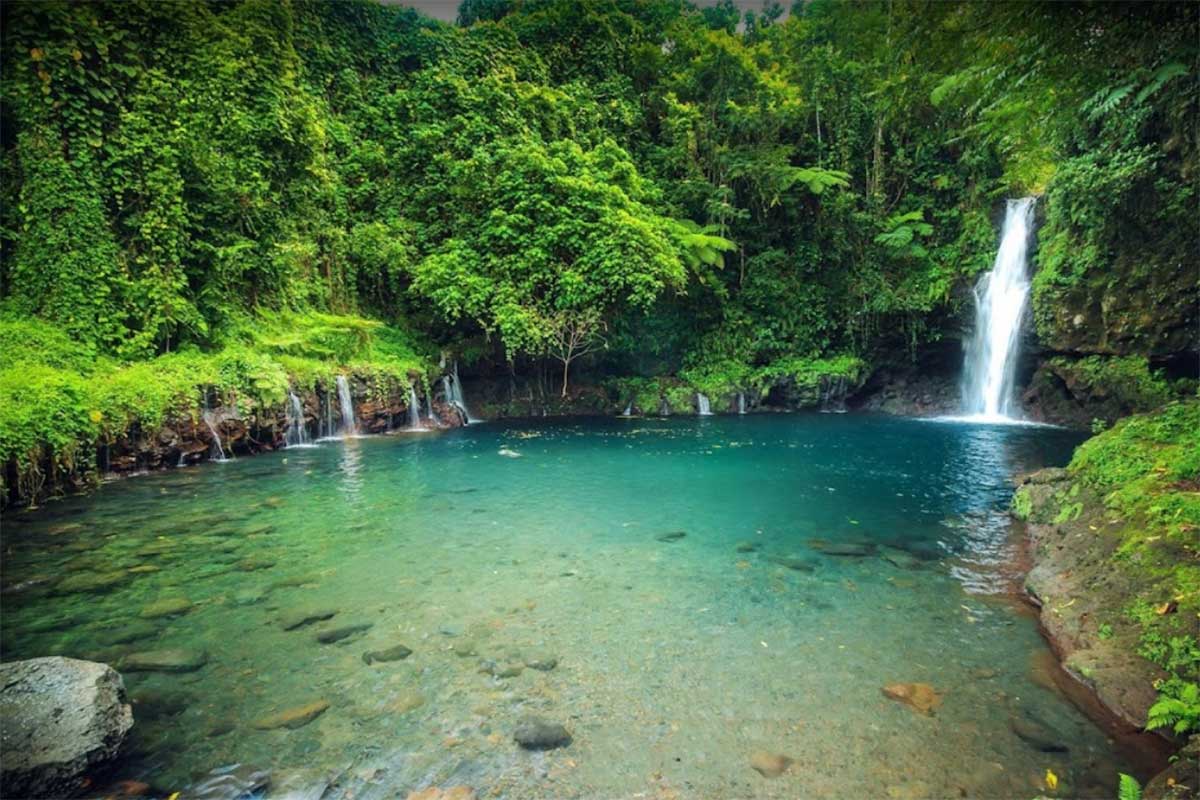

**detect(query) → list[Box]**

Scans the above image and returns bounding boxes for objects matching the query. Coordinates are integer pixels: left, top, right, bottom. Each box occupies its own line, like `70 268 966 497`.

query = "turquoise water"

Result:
0 414 1145 798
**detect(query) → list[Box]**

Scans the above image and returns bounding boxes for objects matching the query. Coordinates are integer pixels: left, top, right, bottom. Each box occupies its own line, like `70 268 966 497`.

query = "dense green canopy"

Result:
3 0 1194 380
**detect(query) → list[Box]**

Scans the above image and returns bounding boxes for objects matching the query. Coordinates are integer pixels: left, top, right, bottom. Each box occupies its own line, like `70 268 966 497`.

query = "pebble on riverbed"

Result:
749 750 793 778
251 699 330 730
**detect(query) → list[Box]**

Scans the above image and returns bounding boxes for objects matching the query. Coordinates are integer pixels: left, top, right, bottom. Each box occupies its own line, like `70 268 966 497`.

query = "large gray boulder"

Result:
0 657 134 798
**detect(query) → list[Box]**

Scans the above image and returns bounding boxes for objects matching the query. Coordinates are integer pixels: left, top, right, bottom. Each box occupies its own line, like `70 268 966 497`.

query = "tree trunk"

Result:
561 359 570 398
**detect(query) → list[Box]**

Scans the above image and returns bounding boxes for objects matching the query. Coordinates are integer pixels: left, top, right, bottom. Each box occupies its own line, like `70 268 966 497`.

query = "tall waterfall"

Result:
285 392 310 447
961 197 1036 419
424 387 441 426
336 375 357 437
408 384 423 430
696 393 713 416
737 392 746 415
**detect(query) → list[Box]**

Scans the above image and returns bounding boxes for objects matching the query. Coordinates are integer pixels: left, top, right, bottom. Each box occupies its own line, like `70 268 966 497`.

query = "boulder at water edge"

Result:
0 657 134 798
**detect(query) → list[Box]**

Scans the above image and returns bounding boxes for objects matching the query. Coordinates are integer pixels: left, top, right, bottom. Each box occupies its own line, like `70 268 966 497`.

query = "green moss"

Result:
1011 487 1033 520
1068 401 1200 731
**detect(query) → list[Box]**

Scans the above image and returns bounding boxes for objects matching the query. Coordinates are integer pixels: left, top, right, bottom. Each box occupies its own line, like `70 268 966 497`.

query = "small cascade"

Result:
961 197 1037 419
819 376 848 413
696 393 713 416
408 384 423 430
424 387 441 426
201 410 227 461
320 387 335 439
621 400 633 417
336 375 357 437
658 397 670 416
442 361 477 424
737 392 746 415
285 392 311 447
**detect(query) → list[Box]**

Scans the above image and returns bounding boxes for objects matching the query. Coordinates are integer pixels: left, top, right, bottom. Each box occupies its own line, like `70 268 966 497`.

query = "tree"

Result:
546 309 607 396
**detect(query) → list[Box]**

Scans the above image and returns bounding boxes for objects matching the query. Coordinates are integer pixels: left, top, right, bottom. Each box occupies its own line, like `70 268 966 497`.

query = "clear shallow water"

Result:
0 415 1143 798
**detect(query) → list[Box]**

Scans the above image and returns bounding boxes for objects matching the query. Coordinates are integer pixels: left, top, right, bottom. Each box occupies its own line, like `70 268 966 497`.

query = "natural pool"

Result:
0 414 1155 798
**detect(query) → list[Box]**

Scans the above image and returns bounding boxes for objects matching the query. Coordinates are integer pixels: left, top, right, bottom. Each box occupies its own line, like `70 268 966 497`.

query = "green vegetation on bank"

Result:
1070 401 1200 735
1016 401 1200 736
0 313 427 500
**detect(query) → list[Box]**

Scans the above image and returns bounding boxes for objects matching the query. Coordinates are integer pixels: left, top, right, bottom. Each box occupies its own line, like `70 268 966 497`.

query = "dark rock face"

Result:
0 657 134 798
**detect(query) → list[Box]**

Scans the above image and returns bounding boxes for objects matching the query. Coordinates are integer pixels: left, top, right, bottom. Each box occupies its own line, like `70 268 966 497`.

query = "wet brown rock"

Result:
881 682 942 715
749 750 793 778
251 700 330 730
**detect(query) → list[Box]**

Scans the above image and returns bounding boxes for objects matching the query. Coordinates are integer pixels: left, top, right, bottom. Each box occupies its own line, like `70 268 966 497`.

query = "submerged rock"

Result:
523 651 558 671
251 700 330 730
279 608 337 630
315 623 372 644
749 750 793 778
139 596 194 618
513 717 571 750
0 657 134 798
878 546 922 570
810 540 875 556
55 570 129 595
1008 711 1069 752
881 682 942 715
105 620 160 645
656 531 687 542
406 787 476 800
766 555 816 572
734 541 760 553
186 763 271 799
362 644 413 664
120 648 209 673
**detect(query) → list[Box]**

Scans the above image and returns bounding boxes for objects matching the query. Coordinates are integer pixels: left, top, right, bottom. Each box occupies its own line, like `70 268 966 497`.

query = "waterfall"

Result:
336 375 357 437
424 387 441 426
621 400 633 417
696 393 713 416
320 387 335 439
961 197 1036 419
408 384 423 430
442 361 477 424
737 392 746 415
201 410 227 461
285 392 310 447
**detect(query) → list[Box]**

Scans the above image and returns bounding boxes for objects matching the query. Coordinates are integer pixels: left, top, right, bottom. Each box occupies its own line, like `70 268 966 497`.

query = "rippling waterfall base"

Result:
0 416 1162 799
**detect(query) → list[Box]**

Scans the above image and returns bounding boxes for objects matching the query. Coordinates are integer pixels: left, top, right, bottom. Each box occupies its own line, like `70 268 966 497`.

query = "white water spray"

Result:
285 392 311 447
408 384 423 430
696 393 712 416
201 410 227 461
737 392 746 415
442 362 477 424
336 375 357 437
961 198 1036 420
